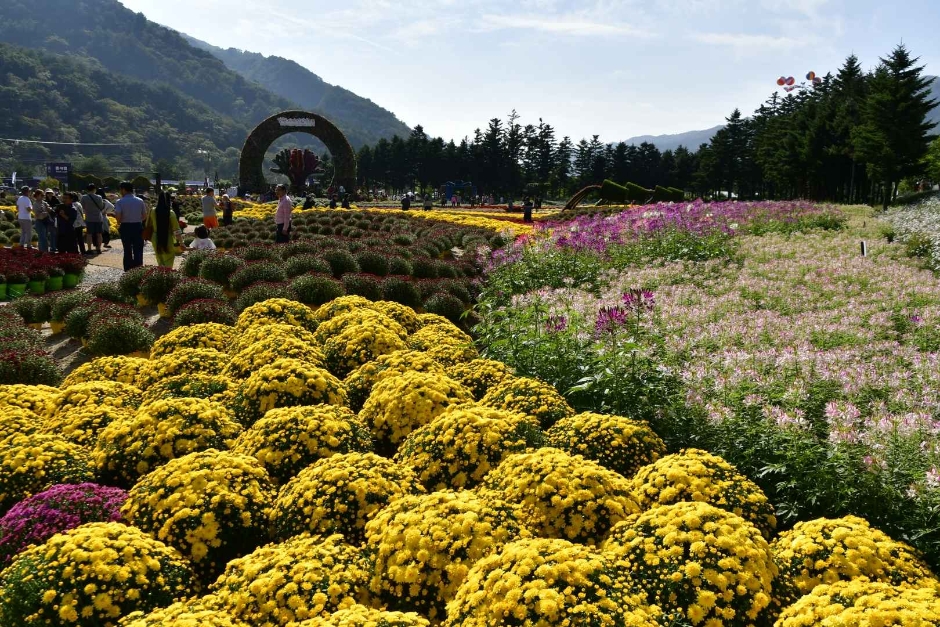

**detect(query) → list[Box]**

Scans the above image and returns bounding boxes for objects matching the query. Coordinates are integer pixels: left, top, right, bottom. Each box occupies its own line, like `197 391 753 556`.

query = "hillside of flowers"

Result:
2 199 940 625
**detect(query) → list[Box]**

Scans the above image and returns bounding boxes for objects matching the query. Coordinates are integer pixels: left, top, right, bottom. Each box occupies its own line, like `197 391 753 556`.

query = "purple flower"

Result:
622 288 655 312
595 306 629 335
0 483 127 565
545 315 568 333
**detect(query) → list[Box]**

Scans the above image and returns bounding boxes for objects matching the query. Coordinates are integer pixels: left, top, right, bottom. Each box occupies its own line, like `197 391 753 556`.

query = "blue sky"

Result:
119 0 940 143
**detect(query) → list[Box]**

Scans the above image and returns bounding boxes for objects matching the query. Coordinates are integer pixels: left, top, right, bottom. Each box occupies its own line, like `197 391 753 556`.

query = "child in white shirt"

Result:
189 225 216 250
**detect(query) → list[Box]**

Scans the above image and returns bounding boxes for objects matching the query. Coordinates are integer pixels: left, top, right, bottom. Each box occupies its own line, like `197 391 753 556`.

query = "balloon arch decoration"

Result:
239 110 357 194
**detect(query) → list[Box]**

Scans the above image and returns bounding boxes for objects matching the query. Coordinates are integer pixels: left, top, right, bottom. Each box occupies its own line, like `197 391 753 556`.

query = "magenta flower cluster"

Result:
0 483 127 565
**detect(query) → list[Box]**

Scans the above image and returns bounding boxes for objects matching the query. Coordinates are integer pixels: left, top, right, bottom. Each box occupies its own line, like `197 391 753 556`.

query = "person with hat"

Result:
15 186 33 248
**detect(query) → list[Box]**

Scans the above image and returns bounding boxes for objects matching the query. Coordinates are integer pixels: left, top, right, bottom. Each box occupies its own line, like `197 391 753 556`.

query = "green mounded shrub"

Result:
342 274 383 301
424 292 466 324
291 275 346 307
66 301 143 340
435 262 458 279
234 282 297 312
381 277 422 309
87 317 155 356
388 257 413 276
173 299 238 327
281 241 322 258
118 266 150 300
182 250 210 277
411 257 438 279
50 291 86 323
237 244 282 262
140 267 181 305
392 234 414 246
354 250 390 276
229 261 287 292
199 254 246 289
166 278 226 314
436 279 473 304
284 254 332 278
322 249 359 278
10 297 46 324
90 283 131 305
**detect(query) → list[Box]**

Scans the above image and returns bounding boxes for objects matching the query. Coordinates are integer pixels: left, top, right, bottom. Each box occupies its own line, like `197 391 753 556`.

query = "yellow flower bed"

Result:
271 452 423 545
407 323 472 350
301 604 430 627
344 350 446 411
314 309 407 344
123 449 275 582
0 384 58 417
150 322 232 358
416 313 453 328
0 523 194 626
121 599 249 627
323 324 409 378
233 358 347 425
233 405 373 485
209 533 370 626
480 447 638 544
369 301 421 334
140 373 235 406
48 381 143 421
365 490 528 620
225 335 326 380
136 348 228 389
445 538 660 627
44 404 134 448
603 501 777 627
236 298 319 334
423 342 479 367
0 433 95 511
311 296 376 322
62 355 150 387
229 323 320 355
445 359 514 401
770 515 936 605
479 376 575 428
775 579 940 626
360 371 473 450
0 406 41 442
547 412 665 480
631 448 776 539
94 397 242 486
395 406 542 491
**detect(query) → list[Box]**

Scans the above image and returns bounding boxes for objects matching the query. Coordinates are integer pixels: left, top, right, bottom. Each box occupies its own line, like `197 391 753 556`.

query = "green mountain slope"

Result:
185 37 412 146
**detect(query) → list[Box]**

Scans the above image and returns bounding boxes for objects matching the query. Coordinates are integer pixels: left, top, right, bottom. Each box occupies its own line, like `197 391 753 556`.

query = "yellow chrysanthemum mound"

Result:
369 301 421 334
0 433 95 511
47 381 143 421
360 371 474 451
224 335 327 380
631 448 777 540
120 599 249 627
445 359 515 401
236 298 319 333
444 538 661 627
479 376 575 429
774 578 940 627
150 322 232 358
94 397 243 487
136 348 229 389
365 490 529 620
770 515 936 605
0 406 41 442
547 412 665 480
300 604 430 627
344 350 447 412
416 313 453 328
395 406 543 491
314 309 407 344
0 522 194 627
423 342 479 367
233 405 373 485
408 323 472 350
62 355 150 386
208 534 370 626
141 373 236 407
43 404 134 448
228 323 319 355
311 295 376 322
271 452 423 544
603 501 777 627
480 447 638 544
323 324 409 378
123 449 275 582
233 358 348 425
0 384 58 416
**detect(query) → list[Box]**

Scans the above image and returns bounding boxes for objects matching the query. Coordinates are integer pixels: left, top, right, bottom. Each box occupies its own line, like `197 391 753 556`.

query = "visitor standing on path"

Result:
31 190 52 252
220 194 234 226
423 194 433 211
523 196 534 223
274 184 292 244
146 192 184 268
16 187 33 249
115 181 146 271
401 194 411 211
81 183 106 255
44 189 59 252
201 188 219 230
72 194 87 255
55 193 78 254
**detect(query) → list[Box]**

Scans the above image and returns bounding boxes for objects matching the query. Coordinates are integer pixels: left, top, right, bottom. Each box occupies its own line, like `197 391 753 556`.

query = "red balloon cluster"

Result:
775 71 823 91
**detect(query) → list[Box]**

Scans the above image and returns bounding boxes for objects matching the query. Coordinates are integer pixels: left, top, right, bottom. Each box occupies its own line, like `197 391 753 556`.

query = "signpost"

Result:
45 163 71 185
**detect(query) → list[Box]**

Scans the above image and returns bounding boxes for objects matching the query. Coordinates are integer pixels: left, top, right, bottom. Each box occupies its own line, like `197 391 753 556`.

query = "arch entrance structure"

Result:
239 110 357 194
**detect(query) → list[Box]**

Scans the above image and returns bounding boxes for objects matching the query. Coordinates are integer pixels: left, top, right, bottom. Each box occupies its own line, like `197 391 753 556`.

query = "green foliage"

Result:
87 318 154 356
290 274 345 306
423 292 465 323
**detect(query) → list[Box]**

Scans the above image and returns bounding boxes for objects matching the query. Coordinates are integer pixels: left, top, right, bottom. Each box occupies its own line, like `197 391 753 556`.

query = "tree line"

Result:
357 45 937 207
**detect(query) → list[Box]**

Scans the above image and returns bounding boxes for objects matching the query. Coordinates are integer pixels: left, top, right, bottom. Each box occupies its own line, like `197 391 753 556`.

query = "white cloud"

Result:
478 12 650 37
693 32 808 49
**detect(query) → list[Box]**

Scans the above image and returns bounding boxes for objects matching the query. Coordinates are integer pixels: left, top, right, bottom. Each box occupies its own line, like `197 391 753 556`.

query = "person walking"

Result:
81 183 106 255
274 184 292 244
31 189 52 252
201 188 219 230
401 194 411 211
16 187 33 249
522 196 534 223
115 181 146 271
146 191 183 268
423 194 433 211
55 193 78 254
